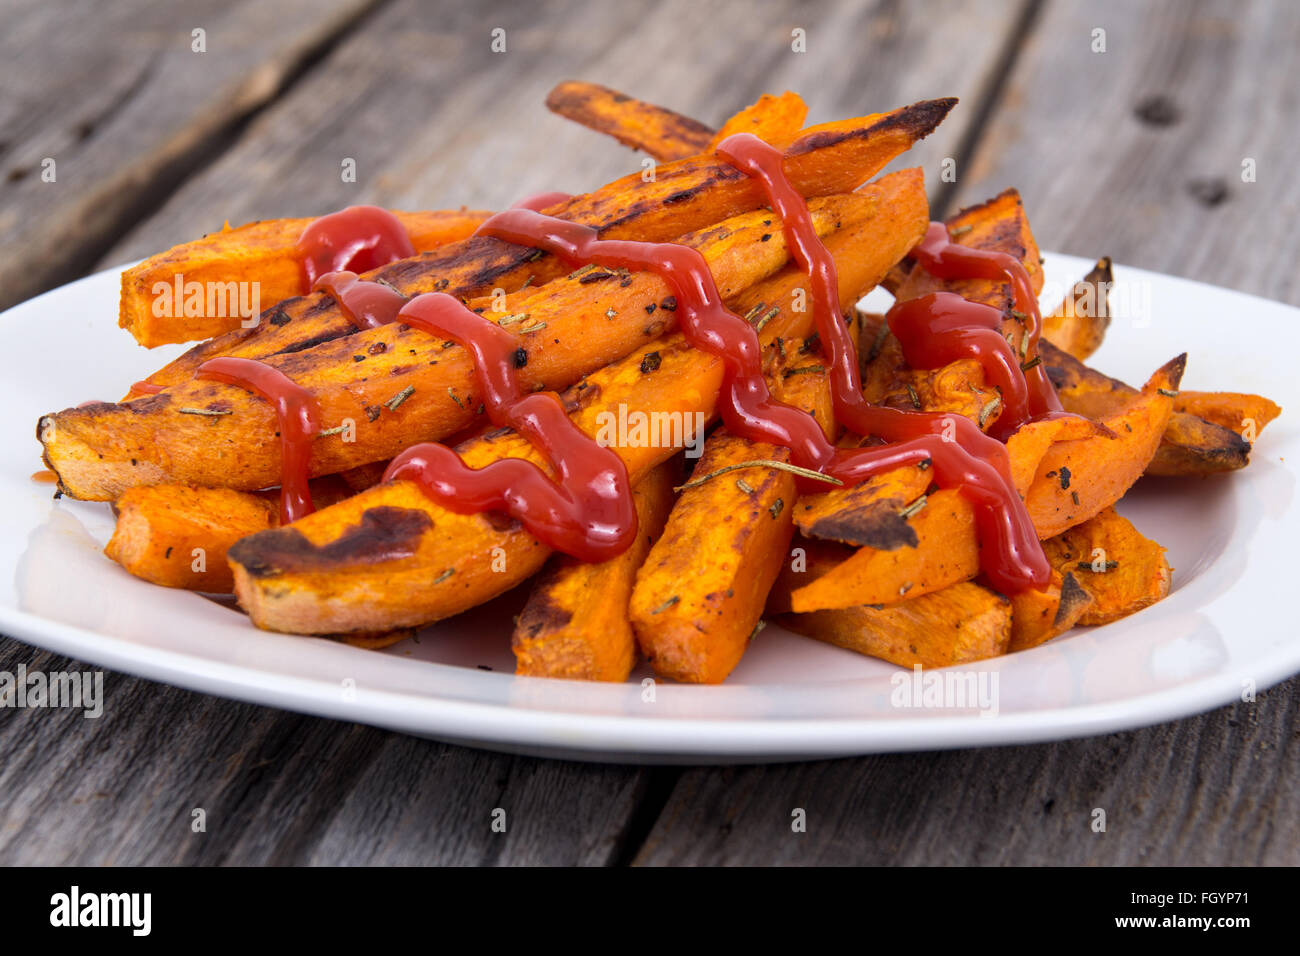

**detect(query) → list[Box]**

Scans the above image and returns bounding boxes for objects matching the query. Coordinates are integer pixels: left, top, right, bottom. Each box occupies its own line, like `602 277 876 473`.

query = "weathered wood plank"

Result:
948 0 1300 305
0 0 382 311
102 0 1032 266
0 639 655 865
633 678 1300 865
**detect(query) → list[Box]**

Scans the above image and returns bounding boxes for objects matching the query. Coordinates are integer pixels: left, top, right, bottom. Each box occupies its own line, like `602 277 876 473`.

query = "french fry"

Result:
1171 391 1281 436
863 188 1044 425
512 459 679 681
44 101 954 500
705 92 808 151
1041 340 1269 476
1027 355 1183 536
1008 569 1093 652
138 98 955 394
545 81 714 160
104 477 357 593
225 173 930 634
1042 507 1171 626
629 346 831 684
785 364 1177 613
45 193 874 501
776 581 1012 669
119 209 491 348
1041 257 1113 360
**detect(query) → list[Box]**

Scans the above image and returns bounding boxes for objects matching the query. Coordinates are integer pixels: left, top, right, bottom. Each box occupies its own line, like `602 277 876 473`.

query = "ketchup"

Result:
474 135 1052 593
715 134 1049 592
897 221 1062 423
248 143 1057 594
196 357 321 524
128 380 164 397
382 293 636 562
312 270 407 330
296 205 416 293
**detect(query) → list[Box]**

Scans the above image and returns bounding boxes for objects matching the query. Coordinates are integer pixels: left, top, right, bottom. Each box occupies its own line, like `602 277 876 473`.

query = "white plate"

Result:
1 255 1296 763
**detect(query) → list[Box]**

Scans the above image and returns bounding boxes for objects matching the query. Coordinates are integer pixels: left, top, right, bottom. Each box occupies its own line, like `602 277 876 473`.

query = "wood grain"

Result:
633 678 1300 865
0 0 383 312
0 641 656 865
949 0 1300 305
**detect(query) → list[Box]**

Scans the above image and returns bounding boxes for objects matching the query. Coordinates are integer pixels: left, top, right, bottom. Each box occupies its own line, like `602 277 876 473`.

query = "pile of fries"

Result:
36 83 1281 683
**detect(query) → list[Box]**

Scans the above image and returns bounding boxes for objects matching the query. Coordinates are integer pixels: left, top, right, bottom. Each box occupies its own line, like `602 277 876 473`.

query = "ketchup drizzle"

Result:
296 205 415 293
196 357 321 524
241 141 1060 594
312 270 408 330
474 135 1052 593
381 293 635 563
893 221 1062 424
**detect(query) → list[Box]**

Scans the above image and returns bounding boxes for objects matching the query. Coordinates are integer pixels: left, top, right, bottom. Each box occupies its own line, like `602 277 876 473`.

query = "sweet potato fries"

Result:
34 82 1280 683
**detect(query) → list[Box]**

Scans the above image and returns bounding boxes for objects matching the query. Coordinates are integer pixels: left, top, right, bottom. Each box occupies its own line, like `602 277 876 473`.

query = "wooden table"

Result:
2 0 1296 865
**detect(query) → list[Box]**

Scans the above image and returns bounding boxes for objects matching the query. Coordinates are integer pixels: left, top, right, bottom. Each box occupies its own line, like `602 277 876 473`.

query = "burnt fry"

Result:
545 81 714 160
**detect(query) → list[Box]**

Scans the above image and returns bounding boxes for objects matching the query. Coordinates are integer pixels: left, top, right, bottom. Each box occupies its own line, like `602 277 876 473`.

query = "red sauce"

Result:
382 293 635 562
296 205 415 293
716 134 1049 592
258 150 1056 592
128 381 164 397
510 191 573 212
899 221 1062 422
474 134 1052 593
312 270 407 330
887 292 1032 439
197 357 321 524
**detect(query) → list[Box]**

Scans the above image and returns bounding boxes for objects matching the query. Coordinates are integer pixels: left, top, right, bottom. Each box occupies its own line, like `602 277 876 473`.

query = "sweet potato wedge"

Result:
705 92 808 151
629 349 830 684
119 210 491 348
226 176 929 634
1172 391 1281 437
1041 341 1265 477
777 581 1012 669
512 459 679 681
44 191 876 501
136 98 955 394
1042 507 1170 625
1026 355 1184 536
785 404 1141 613
1042 257 1113 360
863 188 1045 425
1008 569 1093 652
545 81 715 160
104 477 355 593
